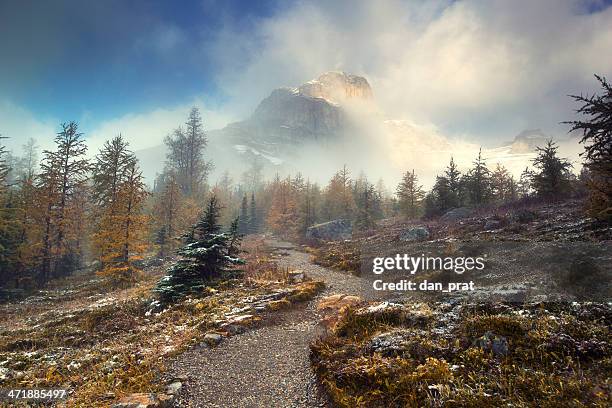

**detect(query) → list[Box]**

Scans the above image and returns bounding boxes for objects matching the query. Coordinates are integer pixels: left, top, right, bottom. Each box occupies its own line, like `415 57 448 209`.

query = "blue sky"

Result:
1 0 611 157
0 0 287 128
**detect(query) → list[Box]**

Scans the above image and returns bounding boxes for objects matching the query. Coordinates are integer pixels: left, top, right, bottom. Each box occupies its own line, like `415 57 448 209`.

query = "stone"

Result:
513 209 538 223
202 333 223 347
111 393 159 408
165 381 182 395
441 207 472 222
306 219 352 241
288 270 305 283
366 330 411 356
0 367 10 381
316 294 362 312
399 227 430 242
474 331 508 356
229 314 258 325
483 220 502 231
317 294 362 330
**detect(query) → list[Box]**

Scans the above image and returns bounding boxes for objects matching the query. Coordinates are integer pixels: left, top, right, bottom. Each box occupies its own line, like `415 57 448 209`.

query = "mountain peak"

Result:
297 71 373 104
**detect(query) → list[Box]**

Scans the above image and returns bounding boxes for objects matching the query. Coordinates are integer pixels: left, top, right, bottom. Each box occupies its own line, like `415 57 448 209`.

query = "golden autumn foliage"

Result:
94 163 149 287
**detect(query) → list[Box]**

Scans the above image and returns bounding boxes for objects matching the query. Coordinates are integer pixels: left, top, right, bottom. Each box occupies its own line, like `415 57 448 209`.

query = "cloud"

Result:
209 0 612 140
86 99 235 155
0 100 57 153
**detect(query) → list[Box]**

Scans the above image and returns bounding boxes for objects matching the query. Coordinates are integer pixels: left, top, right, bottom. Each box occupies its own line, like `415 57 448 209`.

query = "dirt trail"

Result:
168 241 377 408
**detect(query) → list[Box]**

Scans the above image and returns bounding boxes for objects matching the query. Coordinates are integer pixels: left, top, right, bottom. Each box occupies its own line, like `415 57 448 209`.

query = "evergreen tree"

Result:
444 157 462 208
355 181 378 231
249 192 259 233
423 176 453 218
490 163 516 202
298 181 319 236
463 148 492 206
155 225 168 258
238 194 249 234
517 167 533 198
531 140 572 200
0 137 21 286
154 196 245 304
566 74 612 221
396 169 425 218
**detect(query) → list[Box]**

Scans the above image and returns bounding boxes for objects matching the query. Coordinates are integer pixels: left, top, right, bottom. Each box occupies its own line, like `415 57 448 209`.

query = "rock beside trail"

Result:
317 294 362 330
306 219 352 241
202 332 224 347
441 207 472 222
399 227 430 241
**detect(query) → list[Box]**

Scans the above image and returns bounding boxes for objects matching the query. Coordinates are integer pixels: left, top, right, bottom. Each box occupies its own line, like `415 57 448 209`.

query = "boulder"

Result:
306 219 352 241
441 207 472 222
399 227 430 242
512 209 538 223
317 294 362 330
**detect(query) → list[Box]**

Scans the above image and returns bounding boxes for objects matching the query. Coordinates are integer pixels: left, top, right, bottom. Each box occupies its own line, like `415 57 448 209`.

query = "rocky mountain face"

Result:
210 72 373 158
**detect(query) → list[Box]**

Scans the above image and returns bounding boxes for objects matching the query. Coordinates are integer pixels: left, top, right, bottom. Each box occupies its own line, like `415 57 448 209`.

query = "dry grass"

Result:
0 236 324 407
311 301 611 407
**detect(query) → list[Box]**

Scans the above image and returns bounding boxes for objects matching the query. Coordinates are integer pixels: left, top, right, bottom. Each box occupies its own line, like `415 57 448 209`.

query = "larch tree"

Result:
396 169 425 218
153 169 182 247
165 107 212 197
322 165 355 220
267 176 299 238
95 160 149 286
92 135 134 209
38 122 90 280
566 74 612 221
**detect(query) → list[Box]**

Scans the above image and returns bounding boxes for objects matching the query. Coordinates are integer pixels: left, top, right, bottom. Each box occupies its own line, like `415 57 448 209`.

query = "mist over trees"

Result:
0 90 601 293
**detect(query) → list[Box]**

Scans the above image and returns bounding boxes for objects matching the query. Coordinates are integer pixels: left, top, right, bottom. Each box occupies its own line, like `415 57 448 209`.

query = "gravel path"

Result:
167 240 378 408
